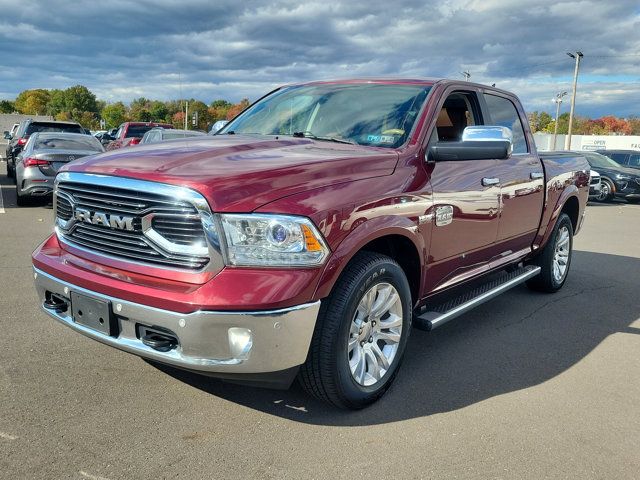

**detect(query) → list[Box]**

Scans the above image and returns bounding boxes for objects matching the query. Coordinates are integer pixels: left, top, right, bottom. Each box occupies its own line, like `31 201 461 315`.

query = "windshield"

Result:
585 152 623 169
221 83 431 148
26 123 84 135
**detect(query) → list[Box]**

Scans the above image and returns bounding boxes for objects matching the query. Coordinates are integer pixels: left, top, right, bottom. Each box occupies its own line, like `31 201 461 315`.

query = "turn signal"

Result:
302 224 323 252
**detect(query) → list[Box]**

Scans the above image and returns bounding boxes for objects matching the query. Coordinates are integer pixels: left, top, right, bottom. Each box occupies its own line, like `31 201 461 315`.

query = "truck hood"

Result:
61 134 399 211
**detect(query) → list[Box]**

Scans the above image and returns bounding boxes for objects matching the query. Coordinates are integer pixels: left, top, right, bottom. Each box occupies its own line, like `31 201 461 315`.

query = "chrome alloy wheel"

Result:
596 182 610 201
348 282 403 387
552 225 570 283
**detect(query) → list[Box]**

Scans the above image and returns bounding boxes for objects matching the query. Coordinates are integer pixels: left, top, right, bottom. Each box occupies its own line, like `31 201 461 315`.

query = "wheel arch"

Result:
314 220 425 307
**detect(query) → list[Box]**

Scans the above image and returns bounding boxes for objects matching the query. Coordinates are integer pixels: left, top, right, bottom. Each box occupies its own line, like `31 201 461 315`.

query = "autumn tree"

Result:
15 89 51 115
226 98 250 120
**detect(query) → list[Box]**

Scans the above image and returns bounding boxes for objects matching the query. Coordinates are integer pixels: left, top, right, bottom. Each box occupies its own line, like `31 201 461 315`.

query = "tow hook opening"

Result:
44 291 69 313
137 324 179 352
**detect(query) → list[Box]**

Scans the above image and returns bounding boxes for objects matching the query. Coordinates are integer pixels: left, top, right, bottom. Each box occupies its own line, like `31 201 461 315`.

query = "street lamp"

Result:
565 51 584 150
552 91 568 150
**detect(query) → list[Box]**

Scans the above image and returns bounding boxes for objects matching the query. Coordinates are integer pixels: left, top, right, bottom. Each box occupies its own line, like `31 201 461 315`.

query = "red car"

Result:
106 122 174 150
33 79 589 408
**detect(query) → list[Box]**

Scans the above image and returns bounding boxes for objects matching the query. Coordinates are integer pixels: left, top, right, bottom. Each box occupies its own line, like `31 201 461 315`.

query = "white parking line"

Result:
0 431 17 440
0 181 5 214
79 471 111 480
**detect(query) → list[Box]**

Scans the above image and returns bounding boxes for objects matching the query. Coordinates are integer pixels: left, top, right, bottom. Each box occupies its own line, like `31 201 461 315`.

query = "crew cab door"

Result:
423 89 501 292
481 92 544 251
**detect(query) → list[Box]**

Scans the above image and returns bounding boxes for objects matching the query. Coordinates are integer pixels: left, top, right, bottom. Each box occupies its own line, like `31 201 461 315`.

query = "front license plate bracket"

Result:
71 292 115 336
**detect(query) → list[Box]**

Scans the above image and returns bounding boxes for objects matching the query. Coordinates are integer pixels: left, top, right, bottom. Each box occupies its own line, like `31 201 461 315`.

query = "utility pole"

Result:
564 51 583 150
552 91 568 150
461 70 471 81
184 101 189 130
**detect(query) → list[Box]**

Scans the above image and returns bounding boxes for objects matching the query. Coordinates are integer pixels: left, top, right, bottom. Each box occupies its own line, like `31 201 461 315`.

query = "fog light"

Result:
228 327 253 360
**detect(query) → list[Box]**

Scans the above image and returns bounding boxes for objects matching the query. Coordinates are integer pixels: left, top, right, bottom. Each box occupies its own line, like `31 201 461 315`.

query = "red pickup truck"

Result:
33 79 589 408
106 122 174 150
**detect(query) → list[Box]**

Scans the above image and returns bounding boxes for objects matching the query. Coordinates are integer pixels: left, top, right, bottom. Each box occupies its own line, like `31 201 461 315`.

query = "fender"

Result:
313 215 425 301
535 185 581 251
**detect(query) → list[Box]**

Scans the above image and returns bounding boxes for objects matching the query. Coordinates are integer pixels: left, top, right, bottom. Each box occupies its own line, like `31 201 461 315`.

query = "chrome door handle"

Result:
482 177 500 186
530 172 544 179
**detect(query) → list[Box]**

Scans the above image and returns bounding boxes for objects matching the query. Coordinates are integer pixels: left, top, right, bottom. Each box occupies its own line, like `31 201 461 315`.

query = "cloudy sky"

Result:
1 0 639 117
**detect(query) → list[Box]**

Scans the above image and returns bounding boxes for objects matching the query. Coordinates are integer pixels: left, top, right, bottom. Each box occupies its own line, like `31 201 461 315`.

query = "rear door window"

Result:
628 153 640 168
482 94 528 154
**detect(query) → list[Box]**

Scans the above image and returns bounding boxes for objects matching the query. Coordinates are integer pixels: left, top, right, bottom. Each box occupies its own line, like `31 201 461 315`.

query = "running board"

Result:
414 265 541 331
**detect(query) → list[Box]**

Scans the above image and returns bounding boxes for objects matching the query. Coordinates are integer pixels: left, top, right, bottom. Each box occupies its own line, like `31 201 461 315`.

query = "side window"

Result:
435 92 480 142
483 94 528 154
628 154 640 168
610 153 627 164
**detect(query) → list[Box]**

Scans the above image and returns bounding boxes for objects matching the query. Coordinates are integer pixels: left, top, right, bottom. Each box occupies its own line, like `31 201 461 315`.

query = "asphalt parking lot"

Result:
0 161 639 480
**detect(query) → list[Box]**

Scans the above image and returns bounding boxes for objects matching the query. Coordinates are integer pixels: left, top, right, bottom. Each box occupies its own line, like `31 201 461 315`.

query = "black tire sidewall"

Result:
333 258 412 406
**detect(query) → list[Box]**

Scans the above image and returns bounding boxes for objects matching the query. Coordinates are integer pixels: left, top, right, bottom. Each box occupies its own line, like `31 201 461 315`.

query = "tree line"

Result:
2 85 640 136
0 85 250 131
528 111 640 136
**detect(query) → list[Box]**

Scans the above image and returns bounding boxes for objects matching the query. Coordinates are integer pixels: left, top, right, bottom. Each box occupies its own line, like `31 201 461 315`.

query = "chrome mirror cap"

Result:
462 126 513 157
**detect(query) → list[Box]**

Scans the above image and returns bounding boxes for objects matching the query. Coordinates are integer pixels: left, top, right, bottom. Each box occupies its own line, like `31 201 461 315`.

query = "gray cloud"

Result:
0 0 638 116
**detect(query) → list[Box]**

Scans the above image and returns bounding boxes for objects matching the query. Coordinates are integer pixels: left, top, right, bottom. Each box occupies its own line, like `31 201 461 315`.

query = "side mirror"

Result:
428 126 513 161
3 131 10 140
210 120 229 134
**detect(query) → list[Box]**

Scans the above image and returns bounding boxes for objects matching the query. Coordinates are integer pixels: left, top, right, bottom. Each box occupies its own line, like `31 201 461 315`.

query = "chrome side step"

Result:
414 265 541 331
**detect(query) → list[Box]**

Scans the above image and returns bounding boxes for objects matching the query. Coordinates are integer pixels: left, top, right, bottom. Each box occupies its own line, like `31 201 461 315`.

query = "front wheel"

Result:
526 213 573 293
298 252 412 409
594 179 613 202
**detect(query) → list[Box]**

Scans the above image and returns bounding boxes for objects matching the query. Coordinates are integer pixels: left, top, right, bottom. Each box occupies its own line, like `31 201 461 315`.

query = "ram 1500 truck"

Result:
32 79 589 409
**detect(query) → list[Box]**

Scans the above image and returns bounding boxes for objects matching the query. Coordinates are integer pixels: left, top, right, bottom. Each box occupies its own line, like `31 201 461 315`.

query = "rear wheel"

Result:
526 213 573 293
298 251 412 409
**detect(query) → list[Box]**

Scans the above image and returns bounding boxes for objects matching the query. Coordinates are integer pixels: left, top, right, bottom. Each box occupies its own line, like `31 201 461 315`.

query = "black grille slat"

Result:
55 180 209 270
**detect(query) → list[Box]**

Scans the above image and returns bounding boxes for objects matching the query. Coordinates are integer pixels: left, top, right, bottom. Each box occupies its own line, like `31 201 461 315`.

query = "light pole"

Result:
552 91 568 150
565 51 583 150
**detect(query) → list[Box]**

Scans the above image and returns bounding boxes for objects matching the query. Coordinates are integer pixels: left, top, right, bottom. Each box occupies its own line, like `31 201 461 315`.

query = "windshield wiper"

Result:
292 131 357 145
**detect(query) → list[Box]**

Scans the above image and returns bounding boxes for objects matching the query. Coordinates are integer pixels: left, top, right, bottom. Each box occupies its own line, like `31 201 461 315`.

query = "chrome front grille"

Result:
54 173 214 271
590 176 600 185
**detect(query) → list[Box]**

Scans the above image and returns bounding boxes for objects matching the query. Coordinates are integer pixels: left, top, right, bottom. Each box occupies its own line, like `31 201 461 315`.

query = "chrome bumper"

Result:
33 268 320 374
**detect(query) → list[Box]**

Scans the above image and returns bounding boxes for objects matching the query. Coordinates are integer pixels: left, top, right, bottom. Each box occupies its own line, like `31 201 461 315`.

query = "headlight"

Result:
218 213 329 267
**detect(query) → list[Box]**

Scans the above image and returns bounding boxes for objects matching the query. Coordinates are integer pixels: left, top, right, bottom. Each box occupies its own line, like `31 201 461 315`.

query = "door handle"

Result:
482 177 500 186
530 172 544 179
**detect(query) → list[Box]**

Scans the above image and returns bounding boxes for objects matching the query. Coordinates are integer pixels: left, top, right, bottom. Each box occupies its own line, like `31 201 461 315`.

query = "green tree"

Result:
0 100 15 113
149 101 168 122
101 102 127 128
15 89 50 115
47 89 67 116
64 85 98 113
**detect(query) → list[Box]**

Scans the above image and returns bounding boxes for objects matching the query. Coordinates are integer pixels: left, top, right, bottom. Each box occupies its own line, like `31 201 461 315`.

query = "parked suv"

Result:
582 151 640 202
106 122 174 150
596 149 640 170
6 120 85 179
32 79 589 408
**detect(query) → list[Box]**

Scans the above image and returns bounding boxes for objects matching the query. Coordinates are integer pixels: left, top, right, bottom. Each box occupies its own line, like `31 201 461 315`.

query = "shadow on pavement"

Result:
151 250 639 425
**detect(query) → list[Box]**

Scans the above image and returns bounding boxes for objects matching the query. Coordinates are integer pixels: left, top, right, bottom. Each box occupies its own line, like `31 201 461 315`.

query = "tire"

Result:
594 179 613 202
298 251 412 409
15 179 30 207
7 160 15 179
526 213 573 293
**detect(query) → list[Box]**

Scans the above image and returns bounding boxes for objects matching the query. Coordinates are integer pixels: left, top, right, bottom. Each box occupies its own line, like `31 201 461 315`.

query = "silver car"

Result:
15 132 104 206
140 127 206 144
